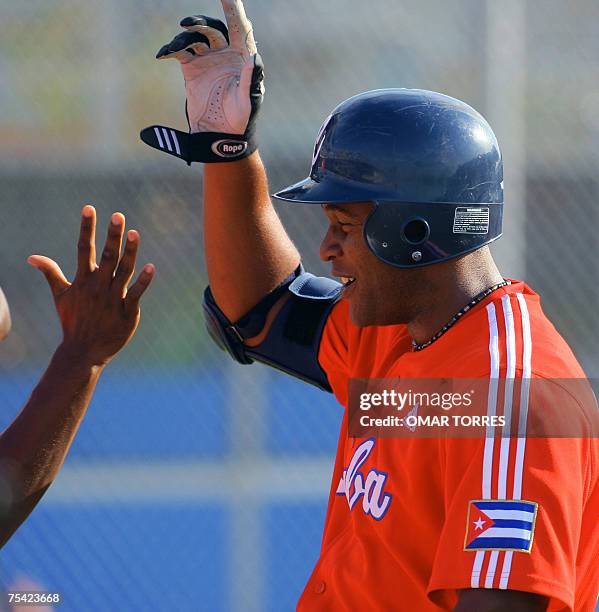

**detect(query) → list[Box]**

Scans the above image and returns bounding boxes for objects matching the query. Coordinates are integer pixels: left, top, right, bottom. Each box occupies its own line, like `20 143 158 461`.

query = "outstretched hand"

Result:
0 286 11 342
28 205 155 367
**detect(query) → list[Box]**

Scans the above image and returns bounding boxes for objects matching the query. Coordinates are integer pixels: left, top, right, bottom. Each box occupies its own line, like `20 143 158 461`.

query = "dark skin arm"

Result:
0 205 154 548
204 153 300 322
455 588 549 611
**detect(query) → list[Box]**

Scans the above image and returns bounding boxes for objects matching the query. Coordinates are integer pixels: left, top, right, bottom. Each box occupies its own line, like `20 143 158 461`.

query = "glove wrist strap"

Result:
140 124 257 165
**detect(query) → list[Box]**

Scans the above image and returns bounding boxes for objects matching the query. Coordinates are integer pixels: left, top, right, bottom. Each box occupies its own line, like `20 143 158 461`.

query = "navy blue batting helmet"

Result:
273 89 503 268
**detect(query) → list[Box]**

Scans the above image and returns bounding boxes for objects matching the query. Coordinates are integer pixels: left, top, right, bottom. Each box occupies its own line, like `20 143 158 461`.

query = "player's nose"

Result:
319 226 342 262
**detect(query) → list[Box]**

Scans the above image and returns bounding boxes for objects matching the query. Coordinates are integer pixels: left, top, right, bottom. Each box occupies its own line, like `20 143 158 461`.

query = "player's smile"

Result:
340 276 356 294
332 267 357 298
320 202 374 312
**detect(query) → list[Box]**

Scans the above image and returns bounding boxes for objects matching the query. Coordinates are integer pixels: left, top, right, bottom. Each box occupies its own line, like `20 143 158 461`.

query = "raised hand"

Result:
140 0 264 164
0 286 10 342
27 205 155 367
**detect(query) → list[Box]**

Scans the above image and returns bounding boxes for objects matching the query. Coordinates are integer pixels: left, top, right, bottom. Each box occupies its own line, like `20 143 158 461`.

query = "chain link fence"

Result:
1 1 598 610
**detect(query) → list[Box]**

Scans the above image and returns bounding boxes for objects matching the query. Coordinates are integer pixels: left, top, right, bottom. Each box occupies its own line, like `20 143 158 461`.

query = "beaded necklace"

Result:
411 280 511 351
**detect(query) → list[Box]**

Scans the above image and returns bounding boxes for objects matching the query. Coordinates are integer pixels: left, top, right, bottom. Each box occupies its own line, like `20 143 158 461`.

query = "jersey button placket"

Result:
314 580 326 594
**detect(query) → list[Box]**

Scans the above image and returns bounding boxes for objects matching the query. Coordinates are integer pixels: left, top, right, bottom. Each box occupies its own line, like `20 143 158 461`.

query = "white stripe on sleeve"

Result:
498 295 516 501
471 551 485 589
487 295 518 588
483 303 500 499
513 293 532 498
485 551 499 588
499 293 533 590
471 302 501 588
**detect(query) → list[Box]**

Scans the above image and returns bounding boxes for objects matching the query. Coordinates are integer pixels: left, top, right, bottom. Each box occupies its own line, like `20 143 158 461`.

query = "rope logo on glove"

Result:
212 140 248 157
140 1 264 165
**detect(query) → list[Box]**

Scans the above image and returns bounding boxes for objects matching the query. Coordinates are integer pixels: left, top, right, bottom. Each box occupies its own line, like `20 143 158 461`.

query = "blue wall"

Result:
0 368 342 611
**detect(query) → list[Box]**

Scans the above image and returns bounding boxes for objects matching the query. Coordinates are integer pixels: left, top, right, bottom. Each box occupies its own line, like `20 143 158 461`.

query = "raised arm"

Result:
141 2 341 391
141 0 300 321
204 154 300 321
0 206 154 547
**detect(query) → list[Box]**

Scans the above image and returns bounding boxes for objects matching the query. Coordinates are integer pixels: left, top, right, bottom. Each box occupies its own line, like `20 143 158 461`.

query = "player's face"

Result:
0 285 11 342
320 203 421 326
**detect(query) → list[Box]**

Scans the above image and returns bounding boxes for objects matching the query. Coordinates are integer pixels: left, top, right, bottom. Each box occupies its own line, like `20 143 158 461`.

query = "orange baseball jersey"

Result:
298 280 599 611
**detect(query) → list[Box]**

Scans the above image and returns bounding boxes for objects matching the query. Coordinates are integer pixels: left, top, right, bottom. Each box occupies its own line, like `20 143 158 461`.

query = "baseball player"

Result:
142 2 599 610
0 206 154 547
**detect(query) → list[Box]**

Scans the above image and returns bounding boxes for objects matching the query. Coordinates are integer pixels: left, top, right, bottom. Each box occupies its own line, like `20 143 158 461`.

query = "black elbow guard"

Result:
203 287 254 364
202 270 342 391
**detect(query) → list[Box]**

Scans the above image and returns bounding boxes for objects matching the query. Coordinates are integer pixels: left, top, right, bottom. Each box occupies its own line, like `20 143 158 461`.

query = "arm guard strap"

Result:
202 270 342 391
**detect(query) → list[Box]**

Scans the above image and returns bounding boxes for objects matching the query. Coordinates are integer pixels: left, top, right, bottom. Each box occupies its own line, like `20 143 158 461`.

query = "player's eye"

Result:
332 222 352 235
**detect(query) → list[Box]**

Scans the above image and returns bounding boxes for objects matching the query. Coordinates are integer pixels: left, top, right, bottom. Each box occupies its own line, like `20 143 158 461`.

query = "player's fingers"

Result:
97 212 125 284
156 31 211 60
239 54 263 97
27 255 70 299
76 204 97 280
220 0 257 55
0 286 11 341
124 264 155 318
187 31 223 53
188 42 210 56
180 15 229 49
112 230 139 298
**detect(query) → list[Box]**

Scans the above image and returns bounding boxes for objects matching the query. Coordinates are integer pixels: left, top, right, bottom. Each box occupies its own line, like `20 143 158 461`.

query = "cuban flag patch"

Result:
464 500 538 553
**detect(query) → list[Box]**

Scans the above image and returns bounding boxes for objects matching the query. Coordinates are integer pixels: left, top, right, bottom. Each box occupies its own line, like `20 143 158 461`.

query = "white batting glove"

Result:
140 1 264 164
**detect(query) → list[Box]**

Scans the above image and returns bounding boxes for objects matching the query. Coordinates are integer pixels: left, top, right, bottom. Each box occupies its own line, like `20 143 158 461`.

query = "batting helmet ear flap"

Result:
363 202 503 268
273 88 503 268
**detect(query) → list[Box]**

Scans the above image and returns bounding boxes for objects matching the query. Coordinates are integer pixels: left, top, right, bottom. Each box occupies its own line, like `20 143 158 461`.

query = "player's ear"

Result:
0 286 12 342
